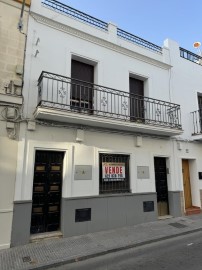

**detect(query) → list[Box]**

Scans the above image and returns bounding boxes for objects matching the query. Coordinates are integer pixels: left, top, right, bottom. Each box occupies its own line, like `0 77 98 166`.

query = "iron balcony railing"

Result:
41 0 108 31
41 0 162 53
180 48 202 65
117 28 162 54
37 71 182 130
191 109 202 135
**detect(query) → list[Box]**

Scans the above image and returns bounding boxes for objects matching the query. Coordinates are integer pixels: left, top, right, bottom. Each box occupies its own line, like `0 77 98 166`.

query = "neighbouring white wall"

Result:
0 122 18 249
164 39 202 140
189 159 200 207
172 139 202 207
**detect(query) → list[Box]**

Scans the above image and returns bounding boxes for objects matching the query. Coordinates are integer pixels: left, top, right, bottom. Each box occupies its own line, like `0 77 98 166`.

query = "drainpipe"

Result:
17 0 29 119
18 0 26 31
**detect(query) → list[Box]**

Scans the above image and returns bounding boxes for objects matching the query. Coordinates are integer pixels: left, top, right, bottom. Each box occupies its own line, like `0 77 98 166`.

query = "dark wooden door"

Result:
30 151 64 234
154 157 169 216
182 159 192 209
129 77 144 121
71 60 94 112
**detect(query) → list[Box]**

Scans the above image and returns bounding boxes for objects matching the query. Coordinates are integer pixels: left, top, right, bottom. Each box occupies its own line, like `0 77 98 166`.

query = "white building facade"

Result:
7 0 202 247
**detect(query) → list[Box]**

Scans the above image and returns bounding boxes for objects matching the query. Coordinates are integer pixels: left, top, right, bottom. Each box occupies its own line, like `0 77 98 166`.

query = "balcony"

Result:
34 72 182 136
191 109 202 140
180 48 202 65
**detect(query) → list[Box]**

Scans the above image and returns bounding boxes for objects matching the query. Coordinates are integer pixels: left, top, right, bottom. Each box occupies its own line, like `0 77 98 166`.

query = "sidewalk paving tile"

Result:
1 215 202 270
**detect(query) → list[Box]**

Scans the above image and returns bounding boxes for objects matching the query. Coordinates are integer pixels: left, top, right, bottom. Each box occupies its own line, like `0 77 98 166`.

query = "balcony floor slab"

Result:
34 107 183 137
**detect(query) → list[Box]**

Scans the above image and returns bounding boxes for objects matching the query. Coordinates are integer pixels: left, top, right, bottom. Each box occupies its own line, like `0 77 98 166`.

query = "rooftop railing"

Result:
37 71 182 130
41 0 162 53
41 0 108 31
180 48 202 65
117 28 162 53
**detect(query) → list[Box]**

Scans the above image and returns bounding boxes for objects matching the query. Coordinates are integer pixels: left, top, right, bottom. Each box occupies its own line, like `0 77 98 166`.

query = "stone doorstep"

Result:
30 231 63 243
158 215 173 220
185 206 201 216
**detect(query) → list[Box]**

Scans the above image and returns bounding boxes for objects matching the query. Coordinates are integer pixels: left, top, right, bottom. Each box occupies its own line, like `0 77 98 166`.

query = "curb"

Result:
30 227 202 270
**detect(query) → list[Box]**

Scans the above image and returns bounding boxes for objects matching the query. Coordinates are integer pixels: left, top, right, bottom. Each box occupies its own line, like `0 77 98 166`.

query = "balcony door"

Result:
129 77 144 122
71 60 94 112
198 95 202 132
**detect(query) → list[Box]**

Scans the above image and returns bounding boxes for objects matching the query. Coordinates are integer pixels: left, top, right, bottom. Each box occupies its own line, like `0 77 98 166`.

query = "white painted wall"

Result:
0 133 17 250
23 1 172 120
15 123 180 202
14 0 202 234
164 39 202 140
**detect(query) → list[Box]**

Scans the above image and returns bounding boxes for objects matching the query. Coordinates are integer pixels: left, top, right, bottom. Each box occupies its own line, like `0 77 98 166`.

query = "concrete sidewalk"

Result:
1 214 202 270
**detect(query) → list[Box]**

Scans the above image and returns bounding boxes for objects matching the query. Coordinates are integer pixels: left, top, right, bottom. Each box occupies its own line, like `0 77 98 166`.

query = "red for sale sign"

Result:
102 162 125 181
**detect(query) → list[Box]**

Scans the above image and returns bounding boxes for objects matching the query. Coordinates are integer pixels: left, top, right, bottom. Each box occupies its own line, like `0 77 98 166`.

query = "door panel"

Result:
71 60 94 112
30 151 64 234
198 95 202 132
154 157 169 216
129 77 144 121
182 159 192 209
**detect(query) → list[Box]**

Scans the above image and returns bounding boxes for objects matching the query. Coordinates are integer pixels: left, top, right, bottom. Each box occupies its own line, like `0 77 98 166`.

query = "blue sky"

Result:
60 0 202 53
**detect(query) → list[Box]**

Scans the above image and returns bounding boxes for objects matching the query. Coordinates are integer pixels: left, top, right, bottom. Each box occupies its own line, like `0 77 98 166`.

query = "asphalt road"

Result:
48 231 202 270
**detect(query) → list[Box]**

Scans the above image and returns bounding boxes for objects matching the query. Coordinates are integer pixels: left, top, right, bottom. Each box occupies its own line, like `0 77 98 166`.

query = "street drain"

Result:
169 222 187 228
22 256 31 263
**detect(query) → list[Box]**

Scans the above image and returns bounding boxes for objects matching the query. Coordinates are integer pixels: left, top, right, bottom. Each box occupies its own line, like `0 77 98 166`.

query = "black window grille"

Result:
99 153 130 194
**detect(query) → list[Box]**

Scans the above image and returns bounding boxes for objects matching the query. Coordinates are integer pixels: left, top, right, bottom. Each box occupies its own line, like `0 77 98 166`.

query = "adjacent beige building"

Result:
0 0 30 249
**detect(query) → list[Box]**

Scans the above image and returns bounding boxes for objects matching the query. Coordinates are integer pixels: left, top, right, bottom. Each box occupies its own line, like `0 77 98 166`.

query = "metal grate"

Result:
22 256 32 263
99 154 130 194
42 0 108 31
117 28 162 53
169 222 187 229
143 201 154 212
75 208 91 222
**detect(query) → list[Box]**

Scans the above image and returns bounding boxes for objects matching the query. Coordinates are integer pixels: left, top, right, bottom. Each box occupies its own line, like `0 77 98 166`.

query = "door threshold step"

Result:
185 206 201 216
158 215 173 220
30 231 63 243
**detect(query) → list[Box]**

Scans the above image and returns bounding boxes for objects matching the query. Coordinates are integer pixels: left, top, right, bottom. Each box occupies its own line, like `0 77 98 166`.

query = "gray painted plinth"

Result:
61 193 158 237
11 201 32 247
10 191 182 247
168 191 181 217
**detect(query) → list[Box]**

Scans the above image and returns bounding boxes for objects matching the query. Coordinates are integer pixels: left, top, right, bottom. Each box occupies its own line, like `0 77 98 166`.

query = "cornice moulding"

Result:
30 12 171 70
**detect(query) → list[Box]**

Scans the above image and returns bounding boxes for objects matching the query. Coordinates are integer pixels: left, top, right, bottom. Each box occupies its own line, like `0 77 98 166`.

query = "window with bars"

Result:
99 153 130 194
